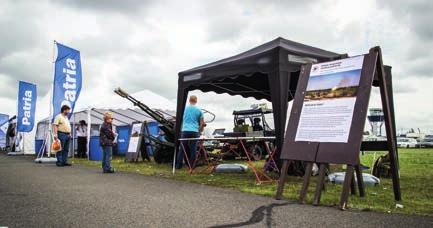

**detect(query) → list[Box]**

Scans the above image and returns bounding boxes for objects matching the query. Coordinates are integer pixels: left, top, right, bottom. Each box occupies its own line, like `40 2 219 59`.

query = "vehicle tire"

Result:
220 143 236 160
153 145 174 163
249 144 263 161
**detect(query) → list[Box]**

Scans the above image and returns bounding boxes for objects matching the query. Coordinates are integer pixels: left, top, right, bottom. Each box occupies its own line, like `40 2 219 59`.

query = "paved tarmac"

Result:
0 153 432 228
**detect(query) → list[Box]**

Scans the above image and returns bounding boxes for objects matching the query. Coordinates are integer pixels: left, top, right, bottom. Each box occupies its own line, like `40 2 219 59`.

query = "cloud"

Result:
0 0 432 133
51 0 155 14
378 0 433 41
0 1 44 58
376 0 433 80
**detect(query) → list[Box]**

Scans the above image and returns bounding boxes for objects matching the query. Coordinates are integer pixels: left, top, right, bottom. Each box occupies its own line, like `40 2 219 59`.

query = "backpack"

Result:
372 154 392 178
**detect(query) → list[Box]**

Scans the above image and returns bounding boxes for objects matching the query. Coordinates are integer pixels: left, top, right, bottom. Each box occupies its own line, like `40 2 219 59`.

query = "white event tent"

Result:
24 89 175 155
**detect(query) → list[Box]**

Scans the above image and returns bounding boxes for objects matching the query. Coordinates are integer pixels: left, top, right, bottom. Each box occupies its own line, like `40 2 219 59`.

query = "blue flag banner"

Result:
17 81 37 132
0 113 9 148
52 42 82 120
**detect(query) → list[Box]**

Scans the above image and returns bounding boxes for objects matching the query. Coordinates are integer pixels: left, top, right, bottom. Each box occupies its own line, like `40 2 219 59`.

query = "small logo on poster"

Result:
312 65 319 72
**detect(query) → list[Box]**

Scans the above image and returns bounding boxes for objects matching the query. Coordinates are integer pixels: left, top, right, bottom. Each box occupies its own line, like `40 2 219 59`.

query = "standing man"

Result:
76 120 87 158
53 105 72 167
6 117 16 152
175 95 205 169
100 112 117 173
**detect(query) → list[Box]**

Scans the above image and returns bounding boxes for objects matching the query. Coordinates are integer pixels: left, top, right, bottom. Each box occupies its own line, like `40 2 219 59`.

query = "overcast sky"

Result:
1 0 432 133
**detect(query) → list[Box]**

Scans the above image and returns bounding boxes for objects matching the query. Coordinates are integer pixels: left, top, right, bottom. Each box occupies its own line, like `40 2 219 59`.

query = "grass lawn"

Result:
72 148 433 216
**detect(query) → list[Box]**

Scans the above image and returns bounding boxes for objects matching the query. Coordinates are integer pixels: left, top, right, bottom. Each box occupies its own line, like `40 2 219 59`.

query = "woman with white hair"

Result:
99 112 117 173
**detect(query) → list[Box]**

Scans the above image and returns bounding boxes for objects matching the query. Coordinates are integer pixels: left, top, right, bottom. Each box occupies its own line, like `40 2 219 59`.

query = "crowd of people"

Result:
52 105 117 173
50 94 203 173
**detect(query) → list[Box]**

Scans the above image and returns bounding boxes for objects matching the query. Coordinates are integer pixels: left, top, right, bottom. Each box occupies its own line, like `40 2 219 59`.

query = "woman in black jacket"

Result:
100 112 117 173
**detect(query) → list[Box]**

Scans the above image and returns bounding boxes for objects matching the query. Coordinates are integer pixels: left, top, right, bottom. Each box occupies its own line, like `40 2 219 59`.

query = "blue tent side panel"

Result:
35 139 44 155
145 122 160 156
89 136 103 161
116 125 131 155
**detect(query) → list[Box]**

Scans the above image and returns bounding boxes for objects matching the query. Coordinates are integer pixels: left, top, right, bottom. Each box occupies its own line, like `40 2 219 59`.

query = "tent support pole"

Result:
86 107 91 160
173 80 189 175
268 69 290 166
72 112 75 158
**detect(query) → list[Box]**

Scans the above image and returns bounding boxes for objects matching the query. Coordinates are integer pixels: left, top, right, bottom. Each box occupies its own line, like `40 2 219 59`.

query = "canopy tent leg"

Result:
72 112 75 158
86 107 91 160
268 70 290 166
173 82 188 174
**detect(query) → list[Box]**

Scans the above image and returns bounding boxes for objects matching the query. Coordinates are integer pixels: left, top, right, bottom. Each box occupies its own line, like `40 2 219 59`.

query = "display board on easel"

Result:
276 47 401 210
125 122 144 162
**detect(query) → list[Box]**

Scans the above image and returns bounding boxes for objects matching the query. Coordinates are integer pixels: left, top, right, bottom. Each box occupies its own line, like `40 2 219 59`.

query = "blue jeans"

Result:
56 132 70 165
102 146 113 171
176 131 200 169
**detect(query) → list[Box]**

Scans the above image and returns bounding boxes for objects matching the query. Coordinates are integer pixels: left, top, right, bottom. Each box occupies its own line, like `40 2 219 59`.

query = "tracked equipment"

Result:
114 88 175 163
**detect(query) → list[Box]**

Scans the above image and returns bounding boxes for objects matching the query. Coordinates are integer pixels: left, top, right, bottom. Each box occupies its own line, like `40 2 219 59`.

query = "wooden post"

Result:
312 163 326 206
275 160 290 200
375 47 401 201
350 172 357 195
355 165 365 197
299 162 314 204
339 165 354 210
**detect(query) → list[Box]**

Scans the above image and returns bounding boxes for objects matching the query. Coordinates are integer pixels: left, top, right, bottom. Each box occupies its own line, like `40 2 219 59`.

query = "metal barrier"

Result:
176 136 278 185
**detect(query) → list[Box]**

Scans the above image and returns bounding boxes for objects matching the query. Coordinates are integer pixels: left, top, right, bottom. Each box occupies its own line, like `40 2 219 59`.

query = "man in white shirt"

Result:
76 120 87 158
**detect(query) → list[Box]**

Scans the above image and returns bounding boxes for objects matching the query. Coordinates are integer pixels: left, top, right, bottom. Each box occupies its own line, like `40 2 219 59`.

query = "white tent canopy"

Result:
87 89 176 111
27 89 175 155
35 107 174 140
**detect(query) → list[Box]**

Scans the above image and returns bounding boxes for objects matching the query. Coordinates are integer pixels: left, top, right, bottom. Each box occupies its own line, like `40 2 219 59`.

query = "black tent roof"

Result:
178 37 344 101
180 37 341 76
176 37 345 159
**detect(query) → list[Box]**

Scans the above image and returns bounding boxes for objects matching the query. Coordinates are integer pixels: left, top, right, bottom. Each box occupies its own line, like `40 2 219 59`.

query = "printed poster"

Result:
295 56 364 143
127 122 143 153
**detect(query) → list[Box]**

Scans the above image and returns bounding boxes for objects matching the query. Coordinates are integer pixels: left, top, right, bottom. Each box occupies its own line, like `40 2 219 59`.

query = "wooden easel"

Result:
125 121 145 162
141 122 152 162
276 47 401 209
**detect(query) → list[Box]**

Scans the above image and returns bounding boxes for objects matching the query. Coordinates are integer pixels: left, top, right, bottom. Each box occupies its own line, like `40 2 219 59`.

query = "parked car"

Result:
397 137 418 148
418 138 433 148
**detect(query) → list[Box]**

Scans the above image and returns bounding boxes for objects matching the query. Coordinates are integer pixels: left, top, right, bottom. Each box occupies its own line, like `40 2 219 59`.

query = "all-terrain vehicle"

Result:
220 104 275 161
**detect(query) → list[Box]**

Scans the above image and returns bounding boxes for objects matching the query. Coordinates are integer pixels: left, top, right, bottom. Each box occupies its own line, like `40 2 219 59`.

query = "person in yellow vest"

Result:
53 105 72 167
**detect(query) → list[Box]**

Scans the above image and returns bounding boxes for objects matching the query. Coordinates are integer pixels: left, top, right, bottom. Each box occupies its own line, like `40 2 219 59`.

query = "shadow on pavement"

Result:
209 202 293 228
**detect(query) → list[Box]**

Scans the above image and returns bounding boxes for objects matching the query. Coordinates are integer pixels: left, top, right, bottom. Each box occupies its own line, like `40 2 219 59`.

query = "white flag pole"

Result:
15 83 19 154
86 107 91 160
48 40 56 158
35 41 56 163
72 112 75 158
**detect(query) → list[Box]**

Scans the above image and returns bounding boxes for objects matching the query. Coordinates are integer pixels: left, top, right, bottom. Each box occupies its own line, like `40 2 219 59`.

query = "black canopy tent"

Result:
176 37 346 159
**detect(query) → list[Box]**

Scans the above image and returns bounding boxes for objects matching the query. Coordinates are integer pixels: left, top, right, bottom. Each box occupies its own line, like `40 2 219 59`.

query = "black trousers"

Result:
77 137 87 158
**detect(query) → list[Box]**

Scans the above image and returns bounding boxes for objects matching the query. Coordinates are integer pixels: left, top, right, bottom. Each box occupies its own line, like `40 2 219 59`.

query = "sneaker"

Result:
56 162 64 167
103 169 115 173
64 163 72 166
